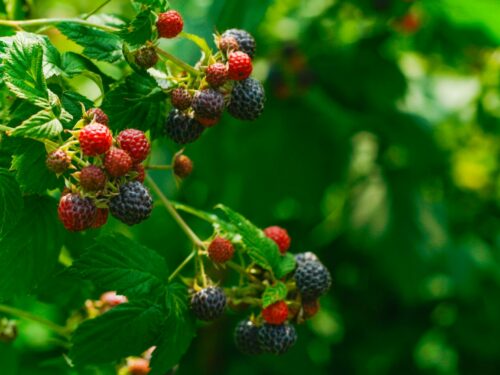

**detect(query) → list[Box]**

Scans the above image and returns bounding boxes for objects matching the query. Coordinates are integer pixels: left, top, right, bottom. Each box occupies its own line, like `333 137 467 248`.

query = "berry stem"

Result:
155 46 200 76
0 124 14 133
168 249 196 283
197 255 208 288
145 164 172 171
82 0 112 20
171 201 220 224
146 175 205 249
0 304 69 338
0 18 119 32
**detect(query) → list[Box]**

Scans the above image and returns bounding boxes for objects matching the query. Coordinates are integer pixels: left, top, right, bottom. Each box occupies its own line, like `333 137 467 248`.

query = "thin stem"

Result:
168 250 196 283
83 0 112 20
145 165 172 171
155 47 200 76
0 18 118 32
0 304 69 338
146 175 205 249
172 201 220 224
0 124 14 133
197 255 208 287
226 261 247 275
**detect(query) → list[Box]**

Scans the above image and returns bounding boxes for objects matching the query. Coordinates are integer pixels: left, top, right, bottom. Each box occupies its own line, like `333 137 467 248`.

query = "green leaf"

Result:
0 33 49 108
0 168 23 238
60 52 106 94
10 108 63 139
73 233 169 300
133 0 168 10
118 10 154 47
215 205 281 274
0 196 64 300
10 140 60 193
275 253 297 278
57 22 123 63
262 281 288 308
102 73 167 138
70 301 163 365
150 285 195 375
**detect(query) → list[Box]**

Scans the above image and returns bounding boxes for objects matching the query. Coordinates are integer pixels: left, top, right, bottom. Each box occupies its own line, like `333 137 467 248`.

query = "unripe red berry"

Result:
134 46 159 69
84 108 109 126
46 149 71 174
206 62 228 88
79 123 113 156
117 129 151 163
171 87 192 110
218 35 239 53
104 147 133 177
173 154 193 179
228 51 253 81
133 164 146 183
263 226 291 254
80 165 106 192
208 236 235 263
262 300 289 325
156 10 183 39
302 299 320 319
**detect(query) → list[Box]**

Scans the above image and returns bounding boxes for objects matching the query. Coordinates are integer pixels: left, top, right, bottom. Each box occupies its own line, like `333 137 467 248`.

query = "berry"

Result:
104 147 133 177
109 181 153 225
100 291 128 307
295 252 319 265
46 149 71 174
195 116 220 128
258 323 297 355
228 78 265 121
192 89 225 121
302 299 320 319
218 35 239 53
190 286 227 321
208 237 234 263
264 226 291 254
135 46 159 69
234 319 263 355
173 154 193 179
117 129 151 163
58 193 96 231
79 165 106 192
84 108 109 126
156 10 183 38
228 51 253 81
79 123 113 156
262 301 289 325
165 109 205 145
221 29 256 58
206 63 228 88
92 208 109 228
127 358 151 375
171 87 192 110
133 164 146 183
294 260 331 300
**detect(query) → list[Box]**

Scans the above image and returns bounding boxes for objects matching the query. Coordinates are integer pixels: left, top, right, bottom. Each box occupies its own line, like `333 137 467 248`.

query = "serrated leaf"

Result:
60 52 106 94
215 205 281 274
118 10 153 47
101 72 166 138
262 281 288 308
0 168 23 237
133 0 168 10
165 283 188 319
10 140 60 193
70 301 163 365
0 196 64 300
73 233 169 299
57 22 123 63
275 253 297 278
10 108 63 139
60 90 93 126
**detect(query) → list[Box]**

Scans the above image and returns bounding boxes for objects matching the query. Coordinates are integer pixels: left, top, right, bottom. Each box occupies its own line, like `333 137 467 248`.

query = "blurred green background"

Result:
1 0 500 374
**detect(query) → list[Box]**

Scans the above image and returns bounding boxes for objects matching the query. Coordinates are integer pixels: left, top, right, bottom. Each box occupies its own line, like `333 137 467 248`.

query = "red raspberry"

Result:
92 208 109 228
208 237 234 263
84 108 109 126
156 10 183 39
58 193 96 232
302 299 320 319
104 147 132 177
263 226 291 254
127 358 151 375
206 63 228 88
80 165 107 192
228 51 252 81
79 124 113 156
133 164 146 183
262 300 289 325
117 129 151 163
46 149 71 174
173 154 193 179
171 87 192 110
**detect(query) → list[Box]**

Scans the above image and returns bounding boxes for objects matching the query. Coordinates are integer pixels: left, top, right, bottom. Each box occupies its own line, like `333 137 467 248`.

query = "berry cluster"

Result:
45 108 153 231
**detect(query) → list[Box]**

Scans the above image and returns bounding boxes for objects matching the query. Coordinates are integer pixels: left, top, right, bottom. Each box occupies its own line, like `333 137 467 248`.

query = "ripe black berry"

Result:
228 78 265 121
190 286 226 321
294 260 331 300
165 109 205 145
192 89 225 120
109 181 153 225
221 29 256 59
234 319 262 355
258 323 297 355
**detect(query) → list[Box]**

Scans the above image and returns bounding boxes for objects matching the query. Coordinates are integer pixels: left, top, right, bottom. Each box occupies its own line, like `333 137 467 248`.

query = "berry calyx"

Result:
207 237 234 263
263 226 291 254
58 193 97 232
206 63 228 88
262 300 289 325
0 319 18 343
171 87 192 110
228 51 253 81
190 286 227 321
92 208 109 228
46 149 71 174
117 129 151 163
165 109 205 145
127 358 151 375
173 154 193 179
79 165 106 192
134 46 159 69
104 147 133 177
156 10 183 38
84 108 109 126
221 29 256 58
234 319 263 355
228 77 265 121
192 89 225 121
258 323 297 355
109 181 153 225
79 123 113 156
